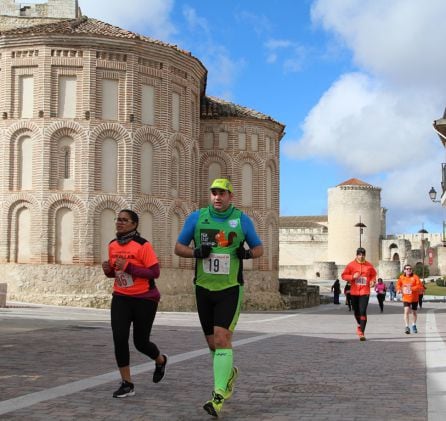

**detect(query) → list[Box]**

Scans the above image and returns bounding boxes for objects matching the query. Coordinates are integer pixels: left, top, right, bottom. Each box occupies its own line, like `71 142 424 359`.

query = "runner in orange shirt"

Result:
396 265 422 334
102 209 167 398
341 247 377 341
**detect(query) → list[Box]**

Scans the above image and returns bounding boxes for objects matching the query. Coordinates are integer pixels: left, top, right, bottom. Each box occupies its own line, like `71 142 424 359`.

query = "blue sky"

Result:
78 0 446 235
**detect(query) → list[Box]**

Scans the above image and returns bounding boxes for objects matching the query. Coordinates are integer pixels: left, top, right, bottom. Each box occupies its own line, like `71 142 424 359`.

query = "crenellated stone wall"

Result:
0 0 80 31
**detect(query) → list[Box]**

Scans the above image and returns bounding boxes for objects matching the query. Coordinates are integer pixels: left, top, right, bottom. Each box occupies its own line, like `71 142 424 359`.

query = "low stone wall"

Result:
279 278 320 309
0 283 6 307
1 263 286 311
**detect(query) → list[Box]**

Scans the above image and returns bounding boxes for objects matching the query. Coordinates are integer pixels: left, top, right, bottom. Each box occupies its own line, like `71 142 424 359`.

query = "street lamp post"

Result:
355 217 367 248
429 186 440 203
418 226 428 282
428 186 446 246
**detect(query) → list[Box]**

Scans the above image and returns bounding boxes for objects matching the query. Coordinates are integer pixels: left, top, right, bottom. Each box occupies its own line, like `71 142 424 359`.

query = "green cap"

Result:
210 178 233 193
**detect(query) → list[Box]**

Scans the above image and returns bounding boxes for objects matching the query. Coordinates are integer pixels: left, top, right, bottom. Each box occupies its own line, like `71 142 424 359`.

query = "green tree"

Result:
413 264 429 279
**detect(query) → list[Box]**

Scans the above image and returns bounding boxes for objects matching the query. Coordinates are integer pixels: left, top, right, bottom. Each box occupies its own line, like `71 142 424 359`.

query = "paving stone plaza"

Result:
1 298 446 420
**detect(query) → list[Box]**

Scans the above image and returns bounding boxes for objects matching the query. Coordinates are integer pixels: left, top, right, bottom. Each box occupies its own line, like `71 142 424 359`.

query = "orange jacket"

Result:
341 259 377 296
396 274 422 303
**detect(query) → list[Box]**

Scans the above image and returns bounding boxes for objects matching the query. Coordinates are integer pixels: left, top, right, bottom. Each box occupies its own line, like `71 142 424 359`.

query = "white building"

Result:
280 178 444 281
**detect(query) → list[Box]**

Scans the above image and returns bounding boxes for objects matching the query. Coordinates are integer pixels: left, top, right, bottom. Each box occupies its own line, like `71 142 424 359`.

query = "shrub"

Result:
413 264 429 279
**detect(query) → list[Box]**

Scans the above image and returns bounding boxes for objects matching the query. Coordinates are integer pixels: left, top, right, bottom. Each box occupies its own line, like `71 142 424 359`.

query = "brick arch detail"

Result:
166 201 196 269
7 126 42 191
91 196 129 215
133 126 167 147
45 123 88 191
46 196 84 264
133 127 168 197
199 150 232 206
6 197 40 263
90 124 131 193
133 197 168 261
6 120 41 138
90 123 131 142
44 120 86 140
232 153 263 209
264 211 279 271
265 158 279 210
90 196 129 264
167 132 190 200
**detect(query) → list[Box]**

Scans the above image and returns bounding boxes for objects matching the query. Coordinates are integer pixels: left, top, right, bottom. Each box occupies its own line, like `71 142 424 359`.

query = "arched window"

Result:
16 207 31 263
140 141 153 194
101 138 118 193
58 136 75 190
208 162 221 186
266 166 273 209
18 136 33 190
140 211 154 243
99 209 115 263
55 207 73 264
64 148 70 178
242 163 253 207
170 147 180 197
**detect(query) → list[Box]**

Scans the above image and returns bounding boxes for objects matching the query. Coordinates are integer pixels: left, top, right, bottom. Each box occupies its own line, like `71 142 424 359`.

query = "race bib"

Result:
402 285 412 294
356 277 367 286
115 271 134 288
203 253 230 275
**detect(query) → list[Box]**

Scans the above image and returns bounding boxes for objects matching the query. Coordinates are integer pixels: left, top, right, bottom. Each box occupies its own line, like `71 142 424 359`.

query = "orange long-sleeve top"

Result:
396 274 422 303
341 259 377 296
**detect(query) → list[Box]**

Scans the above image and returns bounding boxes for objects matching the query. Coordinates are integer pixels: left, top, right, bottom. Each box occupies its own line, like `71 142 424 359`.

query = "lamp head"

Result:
429 186 437 202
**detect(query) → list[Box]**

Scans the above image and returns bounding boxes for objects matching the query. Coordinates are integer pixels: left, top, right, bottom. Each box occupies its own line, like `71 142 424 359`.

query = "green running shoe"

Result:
203 391 224 417
223 366 239 400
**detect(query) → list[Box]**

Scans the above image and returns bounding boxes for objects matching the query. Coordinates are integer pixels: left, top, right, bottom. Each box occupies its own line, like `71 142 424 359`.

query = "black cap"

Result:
356 247 366 255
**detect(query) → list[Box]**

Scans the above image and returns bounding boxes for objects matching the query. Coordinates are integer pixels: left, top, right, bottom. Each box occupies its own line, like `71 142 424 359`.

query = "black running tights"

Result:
111 294 160 368
351 295 369 333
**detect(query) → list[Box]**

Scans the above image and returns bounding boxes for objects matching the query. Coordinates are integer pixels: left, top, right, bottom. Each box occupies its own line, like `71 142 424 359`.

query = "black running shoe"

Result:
153 354 168 383
113 380 135 398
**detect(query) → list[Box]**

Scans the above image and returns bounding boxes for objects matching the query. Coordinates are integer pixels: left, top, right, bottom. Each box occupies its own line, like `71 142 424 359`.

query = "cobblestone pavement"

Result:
1 298 446 421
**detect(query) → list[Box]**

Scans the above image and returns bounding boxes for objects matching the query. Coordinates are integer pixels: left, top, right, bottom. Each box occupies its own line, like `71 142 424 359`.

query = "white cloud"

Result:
264 38 306 73
178 6 243 100
284 0 446 233
203 46 245 100
183 5 209 33
79 0 176 41
285 72 442 174
311 0 446 89
235 10 272 36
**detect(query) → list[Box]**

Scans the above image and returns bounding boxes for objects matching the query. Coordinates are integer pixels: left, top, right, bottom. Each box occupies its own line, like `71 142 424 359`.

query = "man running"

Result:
174 178 263 417
341 247 377 341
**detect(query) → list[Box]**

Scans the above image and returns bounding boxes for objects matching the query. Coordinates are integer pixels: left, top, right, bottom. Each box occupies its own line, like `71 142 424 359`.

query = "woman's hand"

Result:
114 257 126 271
102 261 114 276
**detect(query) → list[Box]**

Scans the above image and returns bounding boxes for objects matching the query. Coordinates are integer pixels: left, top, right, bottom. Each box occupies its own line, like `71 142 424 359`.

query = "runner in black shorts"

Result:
195 285 243 335
175 178 263 417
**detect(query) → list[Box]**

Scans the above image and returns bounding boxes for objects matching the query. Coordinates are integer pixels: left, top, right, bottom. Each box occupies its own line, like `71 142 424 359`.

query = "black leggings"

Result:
111 294 160 368
377 293 385 312
351 295 369 333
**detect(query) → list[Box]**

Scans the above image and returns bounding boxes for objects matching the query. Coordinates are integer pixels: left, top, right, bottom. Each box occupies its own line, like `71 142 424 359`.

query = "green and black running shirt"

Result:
176 205 262 291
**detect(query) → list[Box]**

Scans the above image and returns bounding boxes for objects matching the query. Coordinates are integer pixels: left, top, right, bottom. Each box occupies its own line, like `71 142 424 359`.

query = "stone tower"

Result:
0 0 80 31
327 178 381 266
